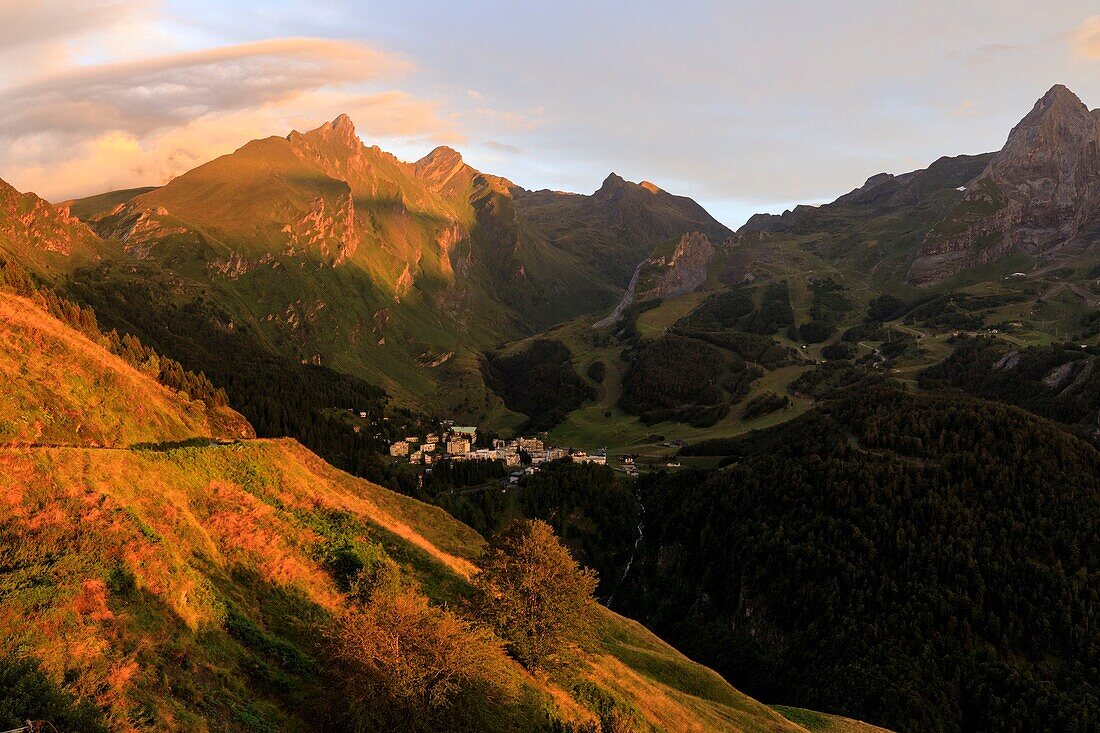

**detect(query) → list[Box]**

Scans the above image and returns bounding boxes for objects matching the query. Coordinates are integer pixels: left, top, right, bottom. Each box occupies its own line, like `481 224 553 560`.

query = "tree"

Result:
473 520 599 672
329 559 511 731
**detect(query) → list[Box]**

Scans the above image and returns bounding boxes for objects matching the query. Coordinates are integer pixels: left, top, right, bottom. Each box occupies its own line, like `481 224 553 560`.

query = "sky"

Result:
3 1 1100 228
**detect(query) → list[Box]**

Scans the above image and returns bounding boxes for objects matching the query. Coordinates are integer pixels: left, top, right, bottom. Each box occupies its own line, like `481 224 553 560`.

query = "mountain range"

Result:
3 83 1100 733
54 114 729 415
744 84 1100 288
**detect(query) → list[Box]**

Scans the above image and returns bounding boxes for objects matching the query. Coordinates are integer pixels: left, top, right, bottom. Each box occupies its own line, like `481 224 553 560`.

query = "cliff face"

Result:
911 85 1100 283
635 231 716 300
594 232 716 328
0 178 105 276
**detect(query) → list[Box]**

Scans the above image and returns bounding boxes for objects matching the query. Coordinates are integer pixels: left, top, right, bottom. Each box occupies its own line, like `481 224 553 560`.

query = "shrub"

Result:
331 561 511 729
473 520 598 672
0 655 108 732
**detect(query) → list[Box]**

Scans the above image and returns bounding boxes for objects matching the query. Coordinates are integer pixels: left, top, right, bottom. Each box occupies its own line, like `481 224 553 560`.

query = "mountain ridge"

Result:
58 115 731 416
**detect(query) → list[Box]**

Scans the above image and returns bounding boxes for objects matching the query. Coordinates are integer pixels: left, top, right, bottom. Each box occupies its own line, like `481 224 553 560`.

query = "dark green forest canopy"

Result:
482 339 596 432
618 334 759 427
617 386 1100 733
920 338 1100 436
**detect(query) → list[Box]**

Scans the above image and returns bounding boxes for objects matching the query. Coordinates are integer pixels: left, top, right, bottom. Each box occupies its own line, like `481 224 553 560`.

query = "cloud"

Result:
483 141 525 155
0 0 145 52
0 35 466 200
1072 16 1100 58
0 38 407 141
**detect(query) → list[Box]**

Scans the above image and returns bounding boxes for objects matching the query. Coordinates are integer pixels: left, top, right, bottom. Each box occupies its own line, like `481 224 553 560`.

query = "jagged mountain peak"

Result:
911 84 1100 283
286 113 362 153
413 145 468 185
417 145 463 167
598 172 626 191
1000 84 1095 152
1038 83 1083 107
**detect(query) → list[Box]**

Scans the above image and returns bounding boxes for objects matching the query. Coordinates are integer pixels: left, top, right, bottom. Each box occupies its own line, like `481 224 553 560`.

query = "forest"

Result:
618 335 757 426
920 337 1100 436
615 385 1099 733
431 461 639 599
482 339 596 432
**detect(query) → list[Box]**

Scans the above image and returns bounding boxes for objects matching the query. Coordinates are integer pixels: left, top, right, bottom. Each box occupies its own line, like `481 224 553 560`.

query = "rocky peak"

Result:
413 146 467 187
992 84 1098 176
911 84 1100 284
863 172 895 189
0 177 101 261
416 145 463 169
594 172 628 199
287 114 362 155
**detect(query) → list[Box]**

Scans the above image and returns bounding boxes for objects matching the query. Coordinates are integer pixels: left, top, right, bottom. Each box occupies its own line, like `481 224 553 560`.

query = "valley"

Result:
2 71 1099 733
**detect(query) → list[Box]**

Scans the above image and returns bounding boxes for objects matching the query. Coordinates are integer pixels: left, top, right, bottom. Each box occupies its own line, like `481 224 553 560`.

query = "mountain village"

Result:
388 425 623 479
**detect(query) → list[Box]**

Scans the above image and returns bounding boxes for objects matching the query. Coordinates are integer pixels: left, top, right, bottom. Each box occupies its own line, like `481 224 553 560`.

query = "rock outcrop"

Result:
0 178 103 263
593 232 715 327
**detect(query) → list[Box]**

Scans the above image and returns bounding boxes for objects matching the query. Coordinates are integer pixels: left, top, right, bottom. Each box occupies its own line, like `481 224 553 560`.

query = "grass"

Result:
772 706 894 733
0 292 241 447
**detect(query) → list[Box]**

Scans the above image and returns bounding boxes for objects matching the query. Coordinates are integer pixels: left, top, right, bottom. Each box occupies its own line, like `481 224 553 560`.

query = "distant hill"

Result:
0 177 112 280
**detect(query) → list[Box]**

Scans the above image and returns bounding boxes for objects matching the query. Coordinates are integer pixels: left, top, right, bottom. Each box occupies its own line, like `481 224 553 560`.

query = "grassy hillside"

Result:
0 280 861 732
0 291 247 447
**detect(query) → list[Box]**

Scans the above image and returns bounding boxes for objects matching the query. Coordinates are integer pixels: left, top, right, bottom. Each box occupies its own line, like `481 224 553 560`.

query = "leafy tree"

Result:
330 559 511 731
474 520 598 672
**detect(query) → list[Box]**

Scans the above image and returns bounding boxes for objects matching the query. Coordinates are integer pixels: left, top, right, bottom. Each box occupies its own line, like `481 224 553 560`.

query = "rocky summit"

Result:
911 84 1100 283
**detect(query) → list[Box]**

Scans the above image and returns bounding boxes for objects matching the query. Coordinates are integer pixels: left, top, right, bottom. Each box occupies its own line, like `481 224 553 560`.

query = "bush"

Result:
331 561 511 730
0 655 108 732
474 520 598 672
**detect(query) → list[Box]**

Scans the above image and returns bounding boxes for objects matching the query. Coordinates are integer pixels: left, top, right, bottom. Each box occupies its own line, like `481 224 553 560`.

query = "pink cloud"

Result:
0 37 466 200
1073 16 1100 58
